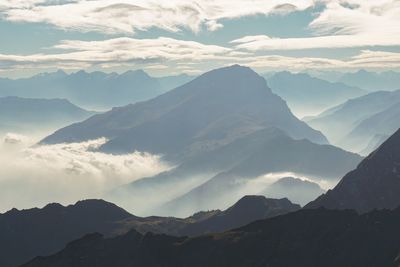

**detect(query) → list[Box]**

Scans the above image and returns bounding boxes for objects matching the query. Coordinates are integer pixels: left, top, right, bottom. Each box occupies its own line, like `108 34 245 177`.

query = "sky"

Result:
0 0 400 78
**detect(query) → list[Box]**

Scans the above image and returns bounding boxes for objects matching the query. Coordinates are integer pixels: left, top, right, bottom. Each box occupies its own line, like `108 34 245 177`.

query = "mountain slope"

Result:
156 128 361 217
267 71 365 117
110 128 360 217
0 96 94 133
306 129 400 212
342 103 400 154
23 208 400 267
307 90 400 144
42 65 328 159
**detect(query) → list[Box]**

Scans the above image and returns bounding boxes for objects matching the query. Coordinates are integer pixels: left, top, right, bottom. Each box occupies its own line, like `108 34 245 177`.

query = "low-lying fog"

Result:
0 132 171 213
0 131 335 217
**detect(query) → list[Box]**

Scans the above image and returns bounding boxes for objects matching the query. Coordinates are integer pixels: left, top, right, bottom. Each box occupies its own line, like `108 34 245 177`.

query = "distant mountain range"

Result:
306 128 400 212
0 196 299 267
39 65 363 216
0 96 94 134
266 71 366 117
339 69 400 91
0 70 194 109
21 128 400 267
307 90 400 154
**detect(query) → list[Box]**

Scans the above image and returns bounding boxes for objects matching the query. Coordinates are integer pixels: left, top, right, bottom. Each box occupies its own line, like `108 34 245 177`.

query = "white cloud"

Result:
0 0 314 34
0 133 171 213
238 50 400 71
232 0 400 50
0 37 233 70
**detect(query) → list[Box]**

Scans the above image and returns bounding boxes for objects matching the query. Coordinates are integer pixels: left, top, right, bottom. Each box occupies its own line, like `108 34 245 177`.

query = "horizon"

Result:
1 0 400 78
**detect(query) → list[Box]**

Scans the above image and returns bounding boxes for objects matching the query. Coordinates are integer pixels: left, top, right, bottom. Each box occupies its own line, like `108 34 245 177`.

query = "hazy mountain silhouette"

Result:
261 177 325 206
23 207 400 267
42 65 328 158
342 103 400 154
113 128 360 217
1 196 298 267
307 90 400 146
306 129 400 212
339 69 400 91
0 70 193 109
267 71 365 116
0 96 94 133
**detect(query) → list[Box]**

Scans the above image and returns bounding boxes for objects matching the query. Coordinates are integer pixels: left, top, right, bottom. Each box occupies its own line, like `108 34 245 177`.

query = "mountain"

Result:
306 129 400 212
260 177 325 206
121 196 300 237
0 200 132 267
0 70 192 109
339 69 400 91
158 129 361 217
23 207 400 267
0 196 298 267
266 71 365 117
306 90 400 145
0 96 94 134
342 103 400 154
41 65 362 217
42 65 328 157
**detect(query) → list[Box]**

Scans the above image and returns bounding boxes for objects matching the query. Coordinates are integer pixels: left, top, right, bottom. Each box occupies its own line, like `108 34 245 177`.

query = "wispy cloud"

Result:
0 0 313 34
1 36 399 73
0 37 233 70
232 0 400 50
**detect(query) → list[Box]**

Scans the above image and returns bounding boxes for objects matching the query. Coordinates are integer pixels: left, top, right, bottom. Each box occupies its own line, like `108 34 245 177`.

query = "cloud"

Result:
0 37 233 70
232 0 400 50
237 50 400 71
0 0 314 34
0 133 171 213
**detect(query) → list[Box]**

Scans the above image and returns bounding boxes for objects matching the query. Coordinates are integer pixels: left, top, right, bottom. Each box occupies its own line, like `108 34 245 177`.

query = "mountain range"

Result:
0 96 94 134
0 70 193 109
21 127 400 267
306 90 400 154
266 71 366 117
34 65 362 216
0 196 299 267
23 208 400 267
339 69 400 91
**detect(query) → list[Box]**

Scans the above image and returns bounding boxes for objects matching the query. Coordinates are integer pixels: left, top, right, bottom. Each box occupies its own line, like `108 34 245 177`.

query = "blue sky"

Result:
1 0 400 78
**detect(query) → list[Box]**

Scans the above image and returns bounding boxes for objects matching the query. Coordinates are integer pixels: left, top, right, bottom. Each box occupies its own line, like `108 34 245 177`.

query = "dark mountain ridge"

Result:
1 196 298 267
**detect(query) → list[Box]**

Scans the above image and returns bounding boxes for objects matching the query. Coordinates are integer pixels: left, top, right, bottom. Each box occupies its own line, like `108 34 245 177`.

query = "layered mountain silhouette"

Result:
267 71 365 116
41 65 362 216
158 129 361 217
339 69 400 91
261 177 325 206
0 196 298 267
23 207 400 267
306 128 400 212
0 96 94 134
343 102 400 154
0 70 193 109
42 65 328 154
307 90 400 153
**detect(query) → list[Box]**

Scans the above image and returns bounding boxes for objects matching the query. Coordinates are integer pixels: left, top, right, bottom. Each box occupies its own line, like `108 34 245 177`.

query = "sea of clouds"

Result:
0 133 171 213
